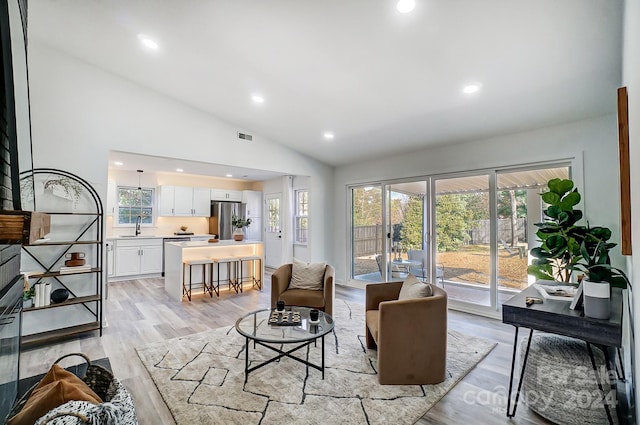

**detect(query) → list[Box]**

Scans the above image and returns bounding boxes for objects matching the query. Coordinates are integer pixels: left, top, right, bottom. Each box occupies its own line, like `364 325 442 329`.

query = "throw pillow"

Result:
289 258 326 291
398 273 433 299
8 365 102 425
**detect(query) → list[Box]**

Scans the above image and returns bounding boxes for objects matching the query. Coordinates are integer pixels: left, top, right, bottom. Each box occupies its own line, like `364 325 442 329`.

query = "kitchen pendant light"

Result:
137 169 143 190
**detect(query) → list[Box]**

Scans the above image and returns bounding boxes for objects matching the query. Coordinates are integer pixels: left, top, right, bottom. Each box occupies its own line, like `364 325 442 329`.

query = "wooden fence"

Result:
469 218 527 244
353 218 527 257
353 225 383 257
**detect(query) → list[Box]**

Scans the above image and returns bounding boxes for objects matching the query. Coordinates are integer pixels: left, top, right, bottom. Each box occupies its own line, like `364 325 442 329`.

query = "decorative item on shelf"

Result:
33 282 51 308
180 226 188 232
570 240 630 319
64 251 86 267
50 288 70 304
22 278 34 308
232 215 252 242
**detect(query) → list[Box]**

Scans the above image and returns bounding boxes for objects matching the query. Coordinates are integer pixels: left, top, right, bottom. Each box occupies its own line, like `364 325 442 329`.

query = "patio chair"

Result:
375 255 407 280
407 249 445 287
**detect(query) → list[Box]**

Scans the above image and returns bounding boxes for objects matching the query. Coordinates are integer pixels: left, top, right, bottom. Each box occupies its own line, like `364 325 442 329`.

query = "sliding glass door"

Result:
349 162 573 314
350 185 384 282
434 174 493 307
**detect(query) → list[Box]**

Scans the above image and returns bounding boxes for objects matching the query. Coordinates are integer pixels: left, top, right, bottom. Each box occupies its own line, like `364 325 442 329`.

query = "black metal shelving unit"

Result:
19 168 103 347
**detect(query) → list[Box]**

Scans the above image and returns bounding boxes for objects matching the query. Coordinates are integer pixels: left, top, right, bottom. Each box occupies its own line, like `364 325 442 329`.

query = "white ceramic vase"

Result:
583 279 610 320
233 227 244 241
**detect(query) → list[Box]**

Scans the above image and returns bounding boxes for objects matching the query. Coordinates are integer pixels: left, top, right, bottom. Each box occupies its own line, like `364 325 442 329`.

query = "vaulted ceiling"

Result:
29 0 623 167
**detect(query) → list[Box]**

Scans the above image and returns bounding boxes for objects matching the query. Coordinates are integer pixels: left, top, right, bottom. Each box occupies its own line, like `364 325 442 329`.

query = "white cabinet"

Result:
114 238 163 276
211 189 242 202
158 185 176 216
192 188 211 216
173 186 193 216
245 222 262 241
106 181 117 216
106 241 115 277
242 190 263 217
242 190 263 241
139 244 163 274
158 185 211 217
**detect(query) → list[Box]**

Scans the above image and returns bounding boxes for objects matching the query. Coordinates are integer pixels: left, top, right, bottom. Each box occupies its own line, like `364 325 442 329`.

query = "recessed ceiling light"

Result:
323 132 335 140
251 94 265 104
114 161 123 166
137 34 159 50
397 0 416 13
176 168 184 172
463 83 482 94
225 174 233 178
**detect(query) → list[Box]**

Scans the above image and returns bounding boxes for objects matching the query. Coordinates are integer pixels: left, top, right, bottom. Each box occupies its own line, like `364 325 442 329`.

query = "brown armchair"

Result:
271 263 335 317
365 281 447 385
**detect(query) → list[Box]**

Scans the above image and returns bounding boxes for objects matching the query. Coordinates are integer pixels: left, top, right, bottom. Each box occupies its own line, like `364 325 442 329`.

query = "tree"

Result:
352 187 382 226
435 194 474 251
400 196 423 249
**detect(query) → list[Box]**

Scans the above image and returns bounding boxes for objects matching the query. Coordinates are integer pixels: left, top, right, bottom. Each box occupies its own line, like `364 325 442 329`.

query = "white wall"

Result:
333 115 620 283
27 41 334 262
623 0 640 419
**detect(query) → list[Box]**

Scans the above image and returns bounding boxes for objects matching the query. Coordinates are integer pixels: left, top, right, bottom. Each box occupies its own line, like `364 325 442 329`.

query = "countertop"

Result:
166 240 263 248
106 234 215 240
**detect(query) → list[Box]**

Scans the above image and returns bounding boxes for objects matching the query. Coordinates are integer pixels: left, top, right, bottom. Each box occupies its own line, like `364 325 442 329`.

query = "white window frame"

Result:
115 185 155 227
295 189 309 245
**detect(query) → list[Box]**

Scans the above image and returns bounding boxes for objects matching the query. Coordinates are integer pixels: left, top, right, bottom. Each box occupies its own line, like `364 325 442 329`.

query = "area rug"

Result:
136 300 496 424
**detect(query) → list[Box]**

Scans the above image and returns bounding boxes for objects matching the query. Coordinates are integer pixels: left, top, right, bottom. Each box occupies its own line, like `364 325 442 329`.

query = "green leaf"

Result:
541 192 561 205
545 206 562 219
530 247 552 259
548 178 574 195
559 190 581 210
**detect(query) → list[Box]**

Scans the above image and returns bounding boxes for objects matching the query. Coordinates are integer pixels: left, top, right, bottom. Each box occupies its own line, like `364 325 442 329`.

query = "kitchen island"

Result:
164 240 264 302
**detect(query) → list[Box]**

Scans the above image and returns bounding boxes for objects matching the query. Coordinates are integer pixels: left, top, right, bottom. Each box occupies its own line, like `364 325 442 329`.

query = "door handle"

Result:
387 232 391 238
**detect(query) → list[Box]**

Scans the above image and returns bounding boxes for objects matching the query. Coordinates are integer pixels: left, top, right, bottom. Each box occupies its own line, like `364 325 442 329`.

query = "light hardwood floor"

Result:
20 276 551 425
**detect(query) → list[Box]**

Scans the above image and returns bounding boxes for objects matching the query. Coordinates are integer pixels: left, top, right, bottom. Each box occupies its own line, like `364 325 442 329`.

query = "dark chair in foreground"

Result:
365 279 447 385
271 262 335 316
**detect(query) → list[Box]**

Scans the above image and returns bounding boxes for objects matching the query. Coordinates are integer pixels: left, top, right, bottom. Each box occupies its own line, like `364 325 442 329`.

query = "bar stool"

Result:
212 257 240 293
182 258 214 301
237 255 262 290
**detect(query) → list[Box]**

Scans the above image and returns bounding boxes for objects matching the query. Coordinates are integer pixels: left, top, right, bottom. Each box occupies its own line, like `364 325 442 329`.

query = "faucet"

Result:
135 215 142 236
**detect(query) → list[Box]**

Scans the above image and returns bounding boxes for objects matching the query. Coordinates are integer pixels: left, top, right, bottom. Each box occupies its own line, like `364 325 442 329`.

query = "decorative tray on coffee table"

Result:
268 310 301 326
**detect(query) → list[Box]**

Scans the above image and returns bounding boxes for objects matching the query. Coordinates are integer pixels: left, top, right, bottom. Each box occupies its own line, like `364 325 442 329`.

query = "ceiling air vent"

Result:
237 132 253 141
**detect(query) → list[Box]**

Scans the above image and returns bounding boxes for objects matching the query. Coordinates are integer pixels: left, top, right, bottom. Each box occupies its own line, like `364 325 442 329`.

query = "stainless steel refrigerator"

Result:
209 201 246 240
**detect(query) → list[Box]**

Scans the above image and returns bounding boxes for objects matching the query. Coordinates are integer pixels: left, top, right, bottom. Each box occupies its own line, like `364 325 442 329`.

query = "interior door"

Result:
264 193 282 268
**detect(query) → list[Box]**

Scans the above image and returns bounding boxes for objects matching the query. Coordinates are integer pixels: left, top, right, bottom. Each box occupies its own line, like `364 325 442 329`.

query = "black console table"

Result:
502 285 624 424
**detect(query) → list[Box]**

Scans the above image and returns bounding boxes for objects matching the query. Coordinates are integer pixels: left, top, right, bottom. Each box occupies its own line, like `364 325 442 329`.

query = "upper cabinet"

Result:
158 185 211 217
242 190 263 217
106 180 117 216
211 189 242 202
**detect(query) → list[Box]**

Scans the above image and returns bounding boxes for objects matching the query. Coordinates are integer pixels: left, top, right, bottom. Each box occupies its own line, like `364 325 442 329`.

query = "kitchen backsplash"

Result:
106 216 210 237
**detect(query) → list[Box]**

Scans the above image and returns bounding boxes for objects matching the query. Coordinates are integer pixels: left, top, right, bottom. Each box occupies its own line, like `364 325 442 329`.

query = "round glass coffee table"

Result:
235 307 334 382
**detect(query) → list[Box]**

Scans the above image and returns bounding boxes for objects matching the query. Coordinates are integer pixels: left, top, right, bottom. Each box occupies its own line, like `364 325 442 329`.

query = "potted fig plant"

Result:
527 178 588 283
231 215 252 241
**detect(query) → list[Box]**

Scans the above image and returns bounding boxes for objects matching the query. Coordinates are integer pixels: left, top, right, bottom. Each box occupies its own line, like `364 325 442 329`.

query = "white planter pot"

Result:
583 279 610 320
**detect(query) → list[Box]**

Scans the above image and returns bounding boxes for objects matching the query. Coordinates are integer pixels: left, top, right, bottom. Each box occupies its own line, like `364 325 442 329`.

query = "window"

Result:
295 189 308 244
117 186 154 225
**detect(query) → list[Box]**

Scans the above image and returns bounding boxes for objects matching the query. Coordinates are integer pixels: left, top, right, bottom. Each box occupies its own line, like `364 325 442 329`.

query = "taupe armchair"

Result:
271 263 335 317
365 281 447 385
